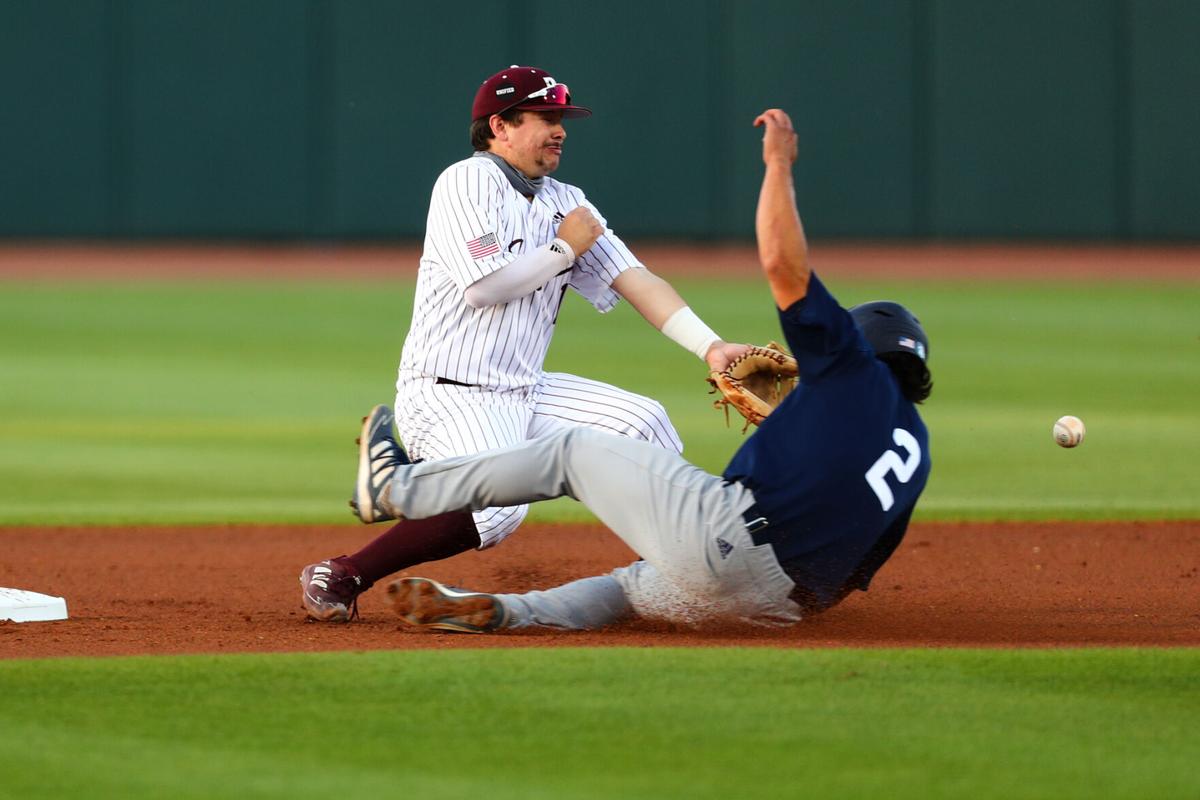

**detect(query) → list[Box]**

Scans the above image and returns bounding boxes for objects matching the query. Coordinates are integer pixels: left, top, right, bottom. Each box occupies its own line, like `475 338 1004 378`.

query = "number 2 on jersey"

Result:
864 428 921 512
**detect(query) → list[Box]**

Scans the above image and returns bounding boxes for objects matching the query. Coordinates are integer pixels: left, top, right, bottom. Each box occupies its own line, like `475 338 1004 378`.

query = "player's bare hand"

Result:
704 341 753 373
556 207 604 256
753 109 798 167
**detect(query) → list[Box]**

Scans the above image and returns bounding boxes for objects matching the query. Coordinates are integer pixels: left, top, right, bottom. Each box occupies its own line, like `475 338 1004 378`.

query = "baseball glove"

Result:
708 342 799 431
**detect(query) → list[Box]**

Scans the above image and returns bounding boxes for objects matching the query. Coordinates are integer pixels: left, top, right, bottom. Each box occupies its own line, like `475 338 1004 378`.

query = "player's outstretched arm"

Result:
753 109 810 310
613 267 751 372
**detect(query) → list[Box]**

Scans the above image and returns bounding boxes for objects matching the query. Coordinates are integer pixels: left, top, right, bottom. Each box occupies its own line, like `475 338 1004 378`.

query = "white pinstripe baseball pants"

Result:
394 371 683 548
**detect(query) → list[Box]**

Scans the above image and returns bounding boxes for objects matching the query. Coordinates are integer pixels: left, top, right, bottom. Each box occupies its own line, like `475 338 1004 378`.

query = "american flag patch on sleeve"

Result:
466 232 500 259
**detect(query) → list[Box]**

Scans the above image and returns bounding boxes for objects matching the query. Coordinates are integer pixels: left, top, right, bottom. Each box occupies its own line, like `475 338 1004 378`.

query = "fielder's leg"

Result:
528 372 683 454
302 406 481 622
394 380 537 548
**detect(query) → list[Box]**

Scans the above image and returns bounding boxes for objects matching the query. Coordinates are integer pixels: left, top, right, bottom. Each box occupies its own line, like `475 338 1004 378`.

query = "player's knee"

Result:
474 504 529 549
560 425 602 454
642 400 683 453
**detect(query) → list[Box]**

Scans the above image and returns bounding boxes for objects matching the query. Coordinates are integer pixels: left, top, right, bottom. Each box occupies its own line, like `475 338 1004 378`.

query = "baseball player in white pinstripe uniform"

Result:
300 65 747 622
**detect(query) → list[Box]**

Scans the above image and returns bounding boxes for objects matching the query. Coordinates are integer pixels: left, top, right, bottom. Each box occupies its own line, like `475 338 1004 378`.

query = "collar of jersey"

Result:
473 151 545 198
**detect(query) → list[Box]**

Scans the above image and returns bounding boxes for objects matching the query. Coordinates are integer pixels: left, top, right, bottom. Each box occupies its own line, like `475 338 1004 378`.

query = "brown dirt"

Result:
1 242 1197 281
2 521 1197 659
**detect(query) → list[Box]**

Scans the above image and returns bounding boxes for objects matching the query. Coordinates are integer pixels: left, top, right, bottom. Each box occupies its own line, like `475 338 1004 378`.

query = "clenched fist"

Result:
556 206 604 257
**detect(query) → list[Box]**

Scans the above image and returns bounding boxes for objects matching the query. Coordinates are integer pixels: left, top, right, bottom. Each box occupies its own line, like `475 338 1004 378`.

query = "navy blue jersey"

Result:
722 272 931 608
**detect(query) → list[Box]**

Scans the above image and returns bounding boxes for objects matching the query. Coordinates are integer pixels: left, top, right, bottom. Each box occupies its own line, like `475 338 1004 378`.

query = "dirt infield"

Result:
1 242 1198 280
2 521 1197 659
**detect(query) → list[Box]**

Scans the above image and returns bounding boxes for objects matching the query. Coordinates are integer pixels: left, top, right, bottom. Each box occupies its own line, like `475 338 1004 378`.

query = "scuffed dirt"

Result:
2 521 1197 659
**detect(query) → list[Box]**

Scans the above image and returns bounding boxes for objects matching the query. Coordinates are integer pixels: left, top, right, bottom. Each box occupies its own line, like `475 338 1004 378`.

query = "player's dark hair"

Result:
470 108 526 151
878 352 933 404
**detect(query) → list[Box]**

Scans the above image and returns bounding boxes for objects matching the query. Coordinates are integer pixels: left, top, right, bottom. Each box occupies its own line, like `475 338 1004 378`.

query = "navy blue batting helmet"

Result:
849 301 929 361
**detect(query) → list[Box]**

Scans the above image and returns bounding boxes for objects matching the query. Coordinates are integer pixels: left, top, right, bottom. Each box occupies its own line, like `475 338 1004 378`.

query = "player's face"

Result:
504 111 566 178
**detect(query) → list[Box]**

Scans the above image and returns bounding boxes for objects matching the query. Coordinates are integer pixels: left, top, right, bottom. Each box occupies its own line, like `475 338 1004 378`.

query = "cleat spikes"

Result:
386 577 505 633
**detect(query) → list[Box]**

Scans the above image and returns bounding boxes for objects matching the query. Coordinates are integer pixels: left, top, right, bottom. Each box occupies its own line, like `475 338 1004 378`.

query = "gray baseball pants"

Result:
385 427 802 629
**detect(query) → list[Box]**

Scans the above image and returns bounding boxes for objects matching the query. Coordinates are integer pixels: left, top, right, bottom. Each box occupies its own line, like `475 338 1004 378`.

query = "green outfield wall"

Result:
1 0 1196 240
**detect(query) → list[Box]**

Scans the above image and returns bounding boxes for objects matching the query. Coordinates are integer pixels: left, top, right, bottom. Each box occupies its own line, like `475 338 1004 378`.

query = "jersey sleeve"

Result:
777 271 871 380
567 194 643 312
426 163 514 291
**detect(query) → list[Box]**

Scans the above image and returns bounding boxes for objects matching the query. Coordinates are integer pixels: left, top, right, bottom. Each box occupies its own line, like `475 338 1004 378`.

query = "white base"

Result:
0 587 69 622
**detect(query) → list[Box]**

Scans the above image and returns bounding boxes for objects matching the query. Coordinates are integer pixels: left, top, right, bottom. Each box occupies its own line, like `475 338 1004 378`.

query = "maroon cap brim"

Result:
516 103 592 119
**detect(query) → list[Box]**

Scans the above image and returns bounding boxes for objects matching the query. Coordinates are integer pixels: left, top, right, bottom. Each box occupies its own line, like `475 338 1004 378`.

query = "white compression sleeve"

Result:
661 306 722 360
462 238 576 308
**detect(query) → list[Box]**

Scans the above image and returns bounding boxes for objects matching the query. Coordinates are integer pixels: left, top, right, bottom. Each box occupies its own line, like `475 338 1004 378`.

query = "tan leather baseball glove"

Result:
708 341 799 431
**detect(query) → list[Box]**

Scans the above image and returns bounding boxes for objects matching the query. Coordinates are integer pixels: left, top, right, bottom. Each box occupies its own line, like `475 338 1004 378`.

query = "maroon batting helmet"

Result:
471 65 592 121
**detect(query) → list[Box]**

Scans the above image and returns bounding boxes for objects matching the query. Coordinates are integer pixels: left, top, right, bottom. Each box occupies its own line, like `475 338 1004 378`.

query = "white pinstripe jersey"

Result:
398 154 642 391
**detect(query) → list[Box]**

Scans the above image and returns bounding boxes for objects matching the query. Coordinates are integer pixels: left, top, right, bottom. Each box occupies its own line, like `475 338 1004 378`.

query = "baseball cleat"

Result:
386 577 507 633
299 557 369 622
349 404 409 523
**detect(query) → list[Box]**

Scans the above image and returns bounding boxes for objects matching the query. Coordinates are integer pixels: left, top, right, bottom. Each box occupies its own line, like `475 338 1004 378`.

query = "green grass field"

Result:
1 277 1197 523
2 648 1198 800
2 274 1198 799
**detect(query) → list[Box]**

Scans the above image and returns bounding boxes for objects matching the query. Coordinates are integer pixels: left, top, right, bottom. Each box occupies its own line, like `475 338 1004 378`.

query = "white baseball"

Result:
1053 415 1086 448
